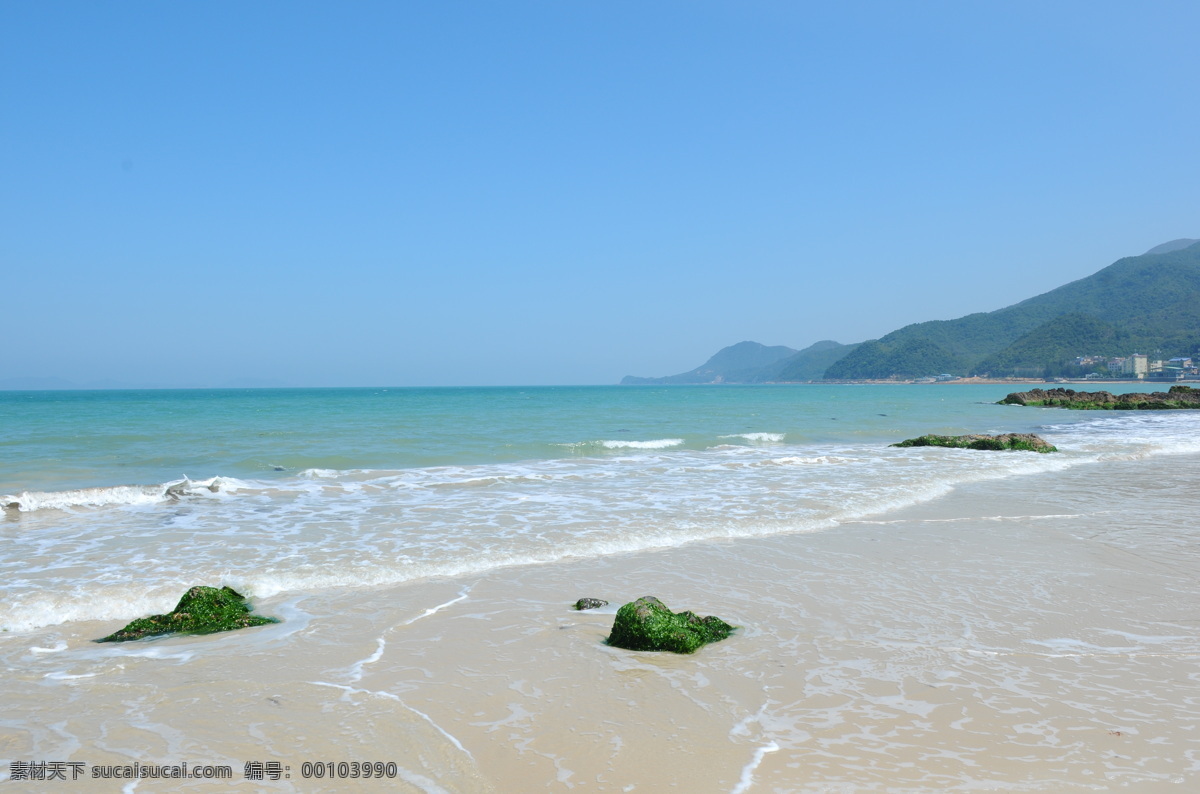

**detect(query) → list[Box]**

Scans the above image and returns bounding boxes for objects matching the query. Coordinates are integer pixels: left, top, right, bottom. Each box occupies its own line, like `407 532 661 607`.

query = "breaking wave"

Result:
719 432 786 442
2 477 243 513
599 438 684 449
557 438 685 451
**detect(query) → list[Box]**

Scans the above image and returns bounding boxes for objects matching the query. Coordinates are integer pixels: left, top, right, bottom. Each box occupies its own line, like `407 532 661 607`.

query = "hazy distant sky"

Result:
3 1 1198 387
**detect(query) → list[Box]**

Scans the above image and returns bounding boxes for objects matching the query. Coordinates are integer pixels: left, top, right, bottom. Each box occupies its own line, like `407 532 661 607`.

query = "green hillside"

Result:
825 242 1200 379
623 240 1200 384
972 314 1127 377
769 340 859 381
621 341 797 384
621 339 858 384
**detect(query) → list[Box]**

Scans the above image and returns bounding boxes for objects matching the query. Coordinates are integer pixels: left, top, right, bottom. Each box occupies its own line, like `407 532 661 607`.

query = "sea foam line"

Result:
1 447 1080 632
600 438 684 449
719 433 785 442
346 638 388 684
310 682 473 760
555 438 685 451
730 742 779 794
2 477 243 513
339 587 473 684
399 585 473 627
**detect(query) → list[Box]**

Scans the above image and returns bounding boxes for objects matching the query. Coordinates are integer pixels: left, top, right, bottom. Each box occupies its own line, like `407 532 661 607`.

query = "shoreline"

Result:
4 449 1199 791
794 377 1199 386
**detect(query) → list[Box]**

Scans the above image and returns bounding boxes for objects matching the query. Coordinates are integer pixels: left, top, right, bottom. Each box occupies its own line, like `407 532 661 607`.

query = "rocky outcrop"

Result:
573 598 608 611
97 586 278 642
891 433 1057 453
607 596 734 653
999 385 1200 410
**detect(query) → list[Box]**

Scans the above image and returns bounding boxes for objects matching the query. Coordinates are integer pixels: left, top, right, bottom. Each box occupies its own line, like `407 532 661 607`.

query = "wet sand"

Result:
4 453 1199 792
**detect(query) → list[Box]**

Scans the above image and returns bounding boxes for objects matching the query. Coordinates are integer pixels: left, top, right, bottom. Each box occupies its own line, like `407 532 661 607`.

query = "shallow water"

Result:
4 454 1198 792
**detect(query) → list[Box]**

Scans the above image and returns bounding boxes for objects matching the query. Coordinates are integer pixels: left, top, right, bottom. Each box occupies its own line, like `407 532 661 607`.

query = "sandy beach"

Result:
6 446 1198 793
7 1 1200 790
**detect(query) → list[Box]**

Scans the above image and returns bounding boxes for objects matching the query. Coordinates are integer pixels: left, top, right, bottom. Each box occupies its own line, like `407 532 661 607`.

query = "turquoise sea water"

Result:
2 384 1064 494
4 384 1200 633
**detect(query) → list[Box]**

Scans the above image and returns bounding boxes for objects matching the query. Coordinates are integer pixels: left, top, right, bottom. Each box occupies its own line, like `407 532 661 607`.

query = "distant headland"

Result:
623 239 1200 385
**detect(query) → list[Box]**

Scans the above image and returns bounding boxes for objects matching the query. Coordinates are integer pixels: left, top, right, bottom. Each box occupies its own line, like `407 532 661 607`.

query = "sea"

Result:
3 383 1198 635
5 384 1200 791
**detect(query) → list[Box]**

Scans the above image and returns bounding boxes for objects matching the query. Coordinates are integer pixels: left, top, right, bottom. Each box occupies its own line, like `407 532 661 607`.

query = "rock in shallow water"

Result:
96 585 279 642
574 598 608 611
606 596 735 654
999 386 1200 410
890 433 1057 453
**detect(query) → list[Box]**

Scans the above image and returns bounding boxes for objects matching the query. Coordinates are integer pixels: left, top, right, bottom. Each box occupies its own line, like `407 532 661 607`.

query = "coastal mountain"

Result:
772 340 861 381
621 341 797 384
1144 238 1199 255
624 239 1200 382
824 240 1200 379
971 314 1127 378
621 339 859 384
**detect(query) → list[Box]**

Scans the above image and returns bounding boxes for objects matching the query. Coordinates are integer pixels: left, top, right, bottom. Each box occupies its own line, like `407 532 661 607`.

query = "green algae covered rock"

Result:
97 586 278 642
891 433 1056 453
607 596 735 654
999 386 1200 410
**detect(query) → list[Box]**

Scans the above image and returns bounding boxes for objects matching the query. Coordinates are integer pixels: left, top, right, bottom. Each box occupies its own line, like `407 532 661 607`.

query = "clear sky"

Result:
3 1 1198 387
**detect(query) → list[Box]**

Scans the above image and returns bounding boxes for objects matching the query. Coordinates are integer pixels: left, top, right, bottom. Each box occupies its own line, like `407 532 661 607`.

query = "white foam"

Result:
399 586 472 627
759 455 851 466
0 433 1147 632
392 768 452 794
1100 630 1190 644
30 642 68 654
599 438 684 449
719 433 785 442
2 477 244 513
402 702 473 759
730 742 779 794
300 468 342 478
3 589 180 634
346 638 387 684
1042 411 1200 459
311 681 472 762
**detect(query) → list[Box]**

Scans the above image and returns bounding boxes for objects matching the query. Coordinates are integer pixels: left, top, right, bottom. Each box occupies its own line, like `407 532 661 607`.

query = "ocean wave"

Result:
300 468 345 479
1039 411 1200 458
600 438 684 449
756 455 853 466
0 452 1068 632
719 433 786 442
3 419 1187 634
557 438 685 451
0 439 1092 632
1 477 242 513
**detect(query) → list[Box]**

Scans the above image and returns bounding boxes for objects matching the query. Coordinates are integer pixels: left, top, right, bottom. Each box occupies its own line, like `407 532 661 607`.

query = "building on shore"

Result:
1122 354 1149 379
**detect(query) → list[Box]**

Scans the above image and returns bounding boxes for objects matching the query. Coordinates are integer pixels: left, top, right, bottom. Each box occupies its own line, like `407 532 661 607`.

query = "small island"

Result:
999 385 1200 410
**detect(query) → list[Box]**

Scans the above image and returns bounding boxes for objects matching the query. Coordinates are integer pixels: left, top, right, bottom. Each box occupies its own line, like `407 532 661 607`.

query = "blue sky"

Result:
3 1 1198 387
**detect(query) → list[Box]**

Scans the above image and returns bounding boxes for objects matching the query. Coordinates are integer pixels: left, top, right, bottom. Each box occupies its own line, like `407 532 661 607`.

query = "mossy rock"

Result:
607 596 735 654
97 586 278 643
574 598 608 611
891 433 1056 453
999 387 1200 410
